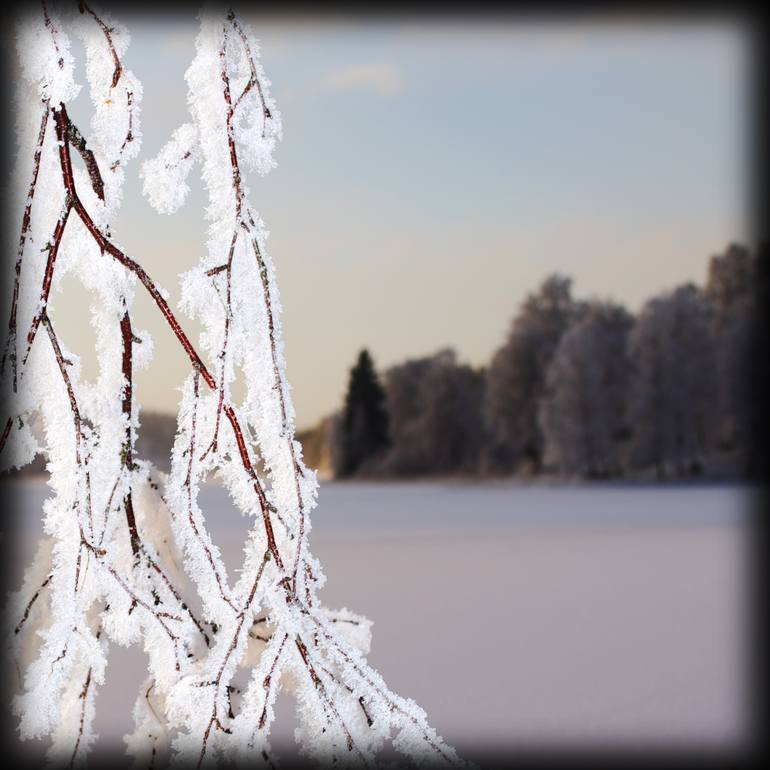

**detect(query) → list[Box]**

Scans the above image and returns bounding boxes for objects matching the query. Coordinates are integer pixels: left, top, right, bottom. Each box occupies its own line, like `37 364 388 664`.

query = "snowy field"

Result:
6 480 753 764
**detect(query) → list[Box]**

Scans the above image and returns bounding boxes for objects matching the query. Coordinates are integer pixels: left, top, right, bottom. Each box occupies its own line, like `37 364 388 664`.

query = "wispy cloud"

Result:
321 63 403 95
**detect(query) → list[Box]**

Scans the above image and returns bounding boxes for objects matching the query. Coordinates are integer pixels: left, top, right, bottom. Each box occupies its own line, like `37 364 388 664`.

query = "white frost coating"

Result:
4 6 464 768
15 4 80 105
141 123 198 215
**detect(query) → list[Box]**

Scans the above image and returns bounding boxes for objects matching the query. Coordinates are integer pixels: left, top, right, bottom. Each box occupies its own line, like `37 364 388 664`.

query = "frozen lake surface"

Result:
10 478 751 538
4 480 753 764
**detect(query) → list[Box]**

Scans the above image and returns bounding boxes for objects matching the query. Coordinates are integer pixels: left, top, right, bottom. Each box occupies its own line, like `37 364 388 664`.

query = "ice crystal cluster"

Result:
2 4 461 767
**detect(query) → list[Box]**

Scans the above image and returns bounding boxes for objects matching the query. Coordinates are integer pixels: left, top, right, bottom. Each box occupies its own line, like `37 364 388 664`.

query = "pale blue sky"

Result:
59 15 752 429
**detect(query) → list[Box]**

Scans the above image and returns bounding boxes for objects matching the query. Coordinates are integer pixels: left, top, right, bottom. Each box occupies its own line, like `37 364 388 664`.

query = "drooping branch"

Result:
48 104 283 568
5 7 463 767
216 22 306 591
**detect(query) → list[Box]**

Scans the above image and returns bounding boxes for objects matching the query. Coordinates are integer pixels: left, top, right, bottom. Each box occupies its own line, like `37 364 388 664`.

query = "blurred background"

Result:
5 9 761 765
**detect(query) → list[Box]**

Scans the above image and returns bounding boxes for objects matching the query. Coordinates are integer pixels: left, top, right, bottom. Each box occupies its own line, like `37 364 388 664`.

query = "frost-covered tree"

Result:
748 241 770 479
704 242 755 333
539 302 632 478
704 243 756 457
382 350 484 476
484 275 579 473
1 5 462 767
625 284 717 478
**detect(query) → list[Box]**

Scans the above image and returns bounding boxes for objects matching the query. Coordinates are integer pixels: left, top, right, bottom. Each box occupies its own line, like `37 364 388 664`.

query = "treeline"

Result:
318 243 765 481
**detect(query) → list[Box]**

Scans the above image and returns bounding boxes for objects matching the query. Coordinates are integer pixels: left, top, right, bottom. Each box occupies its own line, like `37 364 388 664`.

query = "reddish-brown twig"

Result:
120 310 140 557
14 573 52 636
2 99 49 390
20 207 71 370
78 2 122 88
227 12 272 130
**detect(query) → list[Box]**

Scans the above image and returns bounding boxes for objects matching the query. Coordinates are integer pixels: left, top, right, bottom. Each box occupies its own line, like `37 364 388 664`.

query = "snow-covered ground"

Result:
6 480 752 764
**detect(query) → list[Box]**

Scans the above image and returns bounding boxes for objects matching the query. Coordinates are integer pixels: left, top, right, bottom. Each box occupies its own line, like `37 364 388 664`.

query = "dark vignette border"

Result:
0 1 765 768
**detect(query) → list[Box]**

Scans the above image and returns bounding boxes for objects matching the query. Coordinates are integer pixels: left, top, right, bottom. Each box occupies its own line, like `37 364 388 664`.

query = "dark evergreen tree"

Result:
336 349 389 477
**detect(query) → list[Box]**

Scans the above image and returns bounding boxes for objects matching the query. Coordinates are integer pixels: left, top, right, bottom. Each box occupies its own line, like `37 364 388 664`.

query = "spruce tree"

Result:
339 350 389 477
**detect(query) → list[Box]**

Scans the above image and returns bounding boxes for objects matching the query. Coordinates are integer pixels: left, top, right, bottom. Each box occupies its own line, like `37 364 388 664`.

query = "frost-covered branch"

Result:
3 4 464 767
